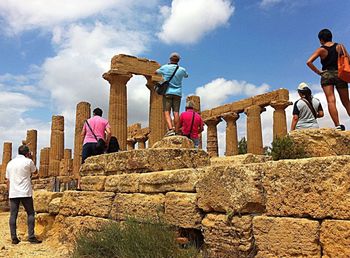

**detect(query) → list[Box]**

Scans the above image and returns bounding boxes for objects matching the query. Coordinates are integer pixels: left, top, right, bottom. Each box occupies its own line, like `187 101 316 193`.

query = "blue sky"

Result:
0 0 350 157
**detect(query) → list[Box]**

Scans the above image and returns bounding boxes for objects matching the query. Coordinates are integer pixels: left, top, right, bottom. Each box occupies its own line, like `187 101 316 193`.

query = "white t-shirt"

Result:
6 154 36 198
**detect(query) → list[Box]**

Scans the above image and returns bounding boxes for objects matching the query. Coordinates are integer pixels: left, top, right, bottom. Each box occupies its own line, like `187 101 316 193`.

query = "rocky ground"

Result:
0 212 70 258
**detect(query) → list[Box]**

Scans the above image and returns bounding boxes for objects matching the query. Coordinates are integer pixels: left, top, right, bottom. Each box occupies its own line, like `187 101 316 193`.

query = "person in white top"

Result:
5 145 42 244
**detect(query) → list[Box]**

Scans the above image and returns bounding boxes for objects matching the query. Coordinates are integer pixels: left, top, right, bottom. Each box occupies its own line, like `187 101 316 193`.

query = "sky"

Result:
0 0 350 158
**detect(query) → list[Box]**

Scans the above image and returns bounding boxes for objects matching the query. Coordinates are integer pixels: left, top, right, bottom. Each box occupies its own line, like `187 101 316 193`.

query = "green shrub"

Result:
238 137 247 154
72 219 198 258
270 135 307 161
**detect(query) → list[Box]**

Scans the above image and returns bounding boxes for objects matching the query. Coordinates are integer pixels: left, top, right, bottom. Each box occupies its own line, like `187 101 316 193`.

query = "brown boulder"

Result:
151 135 194 148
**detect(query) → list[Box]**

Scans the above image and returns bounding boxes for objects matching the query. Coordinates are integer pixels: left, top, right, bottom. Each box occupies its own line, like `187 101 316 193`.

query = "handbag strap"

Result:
85 120 99 141
301 98 317 119
188 112 195 137
338 44 349 57
167 65 179 83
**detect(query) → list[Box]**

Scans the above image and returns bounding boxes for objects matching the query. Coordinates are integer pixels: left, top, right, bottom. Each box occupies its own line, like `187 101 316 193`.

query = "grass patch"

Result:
72 218 199 258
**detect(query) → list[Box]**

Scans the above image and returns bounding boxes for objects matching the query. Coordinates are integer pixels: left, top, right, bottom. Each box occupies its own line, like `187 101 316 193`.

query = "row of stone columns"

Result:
204 102 291 157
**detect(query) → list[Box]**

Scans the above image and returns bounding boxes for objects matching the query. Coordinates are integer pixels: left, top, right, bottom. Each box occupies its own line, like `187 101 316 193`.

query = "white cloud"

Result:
158 0 234 44
195 78 270 109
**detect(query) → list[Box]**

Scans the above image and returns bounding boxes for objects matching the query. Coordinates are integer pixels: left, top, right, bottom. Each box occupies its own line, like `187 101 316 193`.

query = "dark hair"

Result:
107 136 119 153
93 107 103 116
18 145 30 156
318 29 332 42
298 88 313 107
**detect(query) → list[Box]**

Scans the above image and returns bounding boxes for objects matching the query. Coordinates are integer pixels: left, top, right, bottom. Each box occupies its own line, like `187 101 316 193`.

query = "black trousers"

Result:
82 142 103 163
9 197 35 240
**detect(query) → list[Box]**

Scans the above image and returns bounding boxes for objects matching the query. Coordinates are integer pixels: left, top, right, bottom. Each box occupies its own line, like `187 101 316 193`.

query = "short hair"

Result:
18 145 30 156
93 107 103 116
318 29 332 42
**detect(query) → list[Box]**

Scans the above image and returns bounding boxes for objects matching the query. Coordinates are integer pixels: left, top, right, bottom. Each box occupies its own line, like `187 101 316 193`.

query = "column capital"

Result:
221 112 239 122
244 105 265 115
270 101 292 110
204 116 222 126
103 70 132 84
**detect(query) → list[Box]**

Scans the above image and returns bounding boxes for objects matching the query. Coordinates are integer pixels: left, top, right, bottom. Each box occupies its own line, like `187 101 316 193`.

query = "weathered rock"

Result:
320 220 350 257
80 148 210 176
196 164 265 214
33 191 63 213
253 216 320 257
138 168 204 193
32 178 55 191
201 214 255 258
289 128 350 157
18 212 55 240
48 197 61 215
210 154 272 166
151 136 194 149
59 191 115 218
263 156 350 219
80 176 106 191
164 192 202 228
104 174 139 193
110 193 165 221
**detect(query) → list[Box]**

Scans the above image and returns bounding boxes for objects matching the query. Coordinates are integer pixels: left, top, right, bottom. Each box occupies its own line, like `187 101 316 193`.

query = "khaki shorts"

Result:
163 94 181 112
321 70 348 88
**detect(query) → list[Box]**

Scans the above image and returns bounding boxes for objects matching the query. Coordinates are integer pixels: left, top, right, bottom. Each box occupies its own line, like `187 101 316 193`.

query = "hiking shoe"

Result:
165 129 176 137
11 238 20 245
28 237 42 244
335 125 345 131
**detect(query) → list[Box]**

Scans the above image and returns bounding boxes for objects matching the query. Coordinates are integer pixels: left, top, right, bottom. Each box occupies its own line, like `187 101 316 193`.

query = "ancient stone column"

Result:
127 139 136 150
73 102 91 178
222 112 240 156
245 105 263 155
271 101 292 139
1 142 12 183
49 115 64 177
26 129 37 165
39 147 50 178
204 117 222 157
60 149 73 176
147 79 166 147
103 72 132 151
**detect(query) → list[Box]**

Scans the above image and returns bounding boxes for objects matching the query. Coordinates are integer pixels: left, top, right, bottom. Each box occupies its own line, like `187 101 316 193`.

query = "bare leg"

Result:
336 87 350 116
164 111 173 130
173 112 180 133
322 85 340 126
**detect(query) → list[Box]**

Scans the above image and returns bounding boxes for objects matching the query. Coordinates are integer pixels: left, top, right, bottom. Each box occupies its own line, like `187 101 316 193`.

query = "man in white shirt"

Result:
6 145 42 244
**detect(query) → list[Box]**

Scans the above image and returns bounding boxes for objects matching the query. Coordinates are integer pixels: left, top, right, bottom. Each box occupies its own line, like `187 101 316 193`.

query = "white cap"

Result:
298 82 310 91
169 52 181 59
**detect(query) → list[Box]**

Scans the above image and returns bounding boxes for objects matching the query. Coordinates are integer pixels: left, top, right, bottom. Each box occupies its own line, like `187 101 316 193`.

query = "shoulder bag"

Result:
85 120 106 152
184 112 196 139
301 98 317 119
338 44 350 83
154 65 179 95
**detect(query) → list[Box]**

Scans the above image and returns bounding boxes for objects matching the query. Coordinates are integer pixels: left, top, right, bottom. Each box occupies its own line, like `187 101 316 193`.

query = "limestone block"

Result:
33 191 63 213
320 220 350 258
289 128 350 157
211 104 232 117
82 149 210 176
263 156 350 219
104 174 139 192
164 192 202 228
151 136 194 149
110 193 165 221
230 98 253 112
210 154 272 166
59 191 115 218
201 214 254 258
138 168 204 193
253 216 320 257
32 178 55 191
52 215 111 244
48 197 62 215
80 176 106 191
18 213 55 240
196 164 265 214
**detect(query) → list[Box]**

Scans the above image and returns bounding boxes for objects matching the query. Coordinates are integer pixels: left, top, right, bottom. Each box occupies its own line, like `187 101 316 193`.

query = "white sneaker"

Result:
335 125 345 131
165 129 175 137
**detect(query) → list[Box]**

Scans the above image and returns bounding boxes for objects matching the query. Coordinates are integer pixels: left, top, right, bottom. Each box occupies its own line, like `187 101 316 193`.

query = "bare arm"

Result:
306 48 324 75
290 115 299 131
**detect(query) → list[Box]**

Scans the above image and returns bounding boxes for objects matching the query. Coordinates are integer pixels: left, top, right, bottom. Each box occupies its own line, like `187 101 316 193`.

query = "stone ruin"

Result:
0 54 349 257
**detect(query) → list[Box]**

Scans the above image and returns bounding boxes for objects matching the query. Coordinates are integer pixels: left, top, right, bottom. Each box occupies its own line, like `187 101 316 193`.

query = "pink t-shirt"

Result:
180 110 203 139
83 116 110 145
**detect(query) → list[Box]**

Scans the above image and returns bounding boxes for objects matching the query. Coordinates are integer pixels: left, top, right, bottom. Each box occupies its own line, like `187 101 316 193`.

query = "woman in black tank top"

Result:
306 28 350 131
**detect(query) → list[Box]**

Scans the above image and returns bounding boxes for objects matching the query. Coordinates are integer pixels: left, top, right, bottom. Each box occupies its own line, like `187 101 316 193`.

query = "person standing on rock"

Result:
306 28 350 131
179 100 204 148
5 145 42 244
156 52 188 136
291 82 324 130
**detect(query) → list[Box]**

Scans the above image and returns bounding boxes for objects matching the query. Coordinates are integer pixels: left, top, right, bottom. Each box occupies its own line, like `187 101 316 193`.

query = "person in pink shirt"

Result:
81 107 111 163
179 101 204 148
